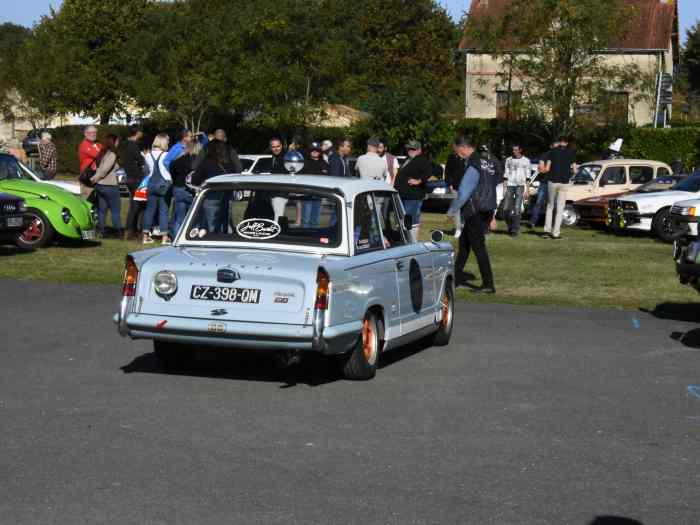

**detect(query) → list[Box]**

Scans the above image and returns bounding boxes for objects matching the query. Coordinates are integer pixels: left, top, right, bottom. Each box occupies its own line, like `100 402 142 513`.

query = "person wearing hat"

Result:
300 142 330 227
355 137 387 181
395 140 431 240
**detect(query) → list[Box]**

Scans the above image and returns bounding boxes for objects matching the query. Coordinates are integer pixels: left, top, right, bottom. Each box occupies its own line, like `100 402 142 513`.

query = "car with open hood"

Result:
114 174 455 380
0 153 96 249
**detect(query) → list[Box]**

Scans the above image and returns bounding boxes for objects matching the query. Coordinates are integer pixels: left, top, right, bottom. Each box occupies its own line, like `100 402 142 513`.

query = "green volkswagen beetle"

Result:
0 153 96 249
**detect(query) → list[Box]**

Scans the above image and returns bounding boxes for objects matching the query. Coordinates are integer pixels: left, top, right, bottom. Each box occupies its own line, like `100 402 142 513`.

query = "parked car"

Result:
608 172 700 242
114 175 455 380
562 159 673 227
0 153 96 249
0 193 31 250
21 129 43 158
674 233 700 293
573 175 685 227
8 154 82 196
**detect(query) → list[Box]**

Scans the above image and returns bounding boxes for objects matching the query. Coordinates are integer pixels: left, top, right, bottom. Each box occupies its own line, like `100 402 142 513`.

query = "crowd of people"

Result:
73 123 581 295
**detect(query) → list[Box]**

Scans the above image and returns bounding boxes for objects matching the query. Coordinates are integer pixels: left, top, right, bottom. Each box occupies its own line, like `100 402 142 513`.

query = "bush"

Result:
625 127 700 170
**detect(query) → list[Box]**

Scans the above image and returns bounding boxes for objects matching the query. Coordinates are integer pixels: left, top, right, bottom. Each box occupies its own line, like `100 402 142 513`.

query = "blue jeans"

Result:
503 186 524 234
143 193 169 234
171 186 193 237
529 182 548 227
402 198 423 227
202 193 223 233
94 184 122 233
302 200 321 228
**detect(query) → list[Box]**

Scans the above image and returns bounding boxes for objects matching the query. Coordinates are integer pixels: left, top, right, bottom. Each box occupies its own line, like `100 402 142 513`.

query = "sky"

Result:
0 0 698 40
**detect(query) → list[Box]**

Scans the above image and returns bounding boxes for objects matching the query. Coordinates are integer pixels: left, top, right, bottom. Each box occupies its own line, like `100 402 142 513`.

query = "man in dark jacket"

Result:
447 135 495 294
328 138 352 177
119 124 145 240
269 137 288 174
395 140 431 240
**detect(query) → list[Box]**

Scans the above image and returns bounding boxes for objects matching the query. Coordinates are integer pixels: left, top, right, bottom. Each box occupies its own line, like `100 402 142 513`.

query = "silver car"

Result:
114 175 455 380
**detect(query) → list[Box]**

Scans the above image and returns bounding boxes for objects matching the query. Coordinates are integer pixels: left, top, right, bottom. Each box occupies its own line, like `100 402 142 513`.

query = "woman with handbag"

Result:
142 134 173 245
90 134 122 238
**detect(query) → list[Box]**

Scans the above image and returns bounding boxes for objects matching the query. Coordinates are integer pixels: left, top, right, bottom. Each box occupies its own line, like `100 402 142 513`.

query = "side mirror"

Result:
430 230 444 243
403 214 413 231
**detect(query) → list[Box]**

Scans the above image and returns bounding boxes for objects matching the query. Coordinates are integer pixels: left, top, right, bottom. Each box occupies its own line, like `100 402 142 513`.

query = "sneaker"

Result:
551 235 562 240
142 233 154 244
542 232 552 239
454 225 462 239
161 235 172 245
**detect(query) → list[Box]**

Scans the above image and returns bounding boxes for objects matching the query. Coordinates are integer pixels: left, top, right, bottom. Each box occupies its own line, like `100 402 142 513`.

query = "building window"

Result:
496 90 522 120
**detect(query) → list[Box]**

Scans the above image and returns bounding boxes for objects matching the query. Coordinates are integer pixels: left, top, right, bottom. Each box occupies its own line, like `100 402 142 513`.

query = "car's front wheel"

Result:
561 204 578 227
153 340 194 369
16 209 54 250
652 208 678 243
340 311 381 380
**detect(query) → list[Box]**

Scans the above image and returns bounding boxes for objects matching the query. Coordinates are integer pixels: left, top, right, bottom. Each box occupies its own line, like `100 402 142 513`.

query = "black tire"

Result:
430 282 454 346
15 209 54 250
652 208 677 243
340 311 381 380
153 340 194 370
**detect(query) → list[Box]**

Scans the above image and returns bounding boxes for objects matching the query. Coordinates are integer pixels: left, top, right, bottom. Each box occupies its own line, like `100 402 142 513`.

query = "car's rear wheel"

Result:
562 204 578 227
16 209 54 250
153 340 194 369
652 208 678 243
430 282 454 347
340 311 381 380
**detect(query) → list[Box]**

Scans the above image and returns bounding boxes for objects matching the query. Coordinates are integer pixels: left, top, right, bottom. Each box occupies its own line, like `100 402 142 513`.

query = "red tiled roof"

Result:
460 0 679 52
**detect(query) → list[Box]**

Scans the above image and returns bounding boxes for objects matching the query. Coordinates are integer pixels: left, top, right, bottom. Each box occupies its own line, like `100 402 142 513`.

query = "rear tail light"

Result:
315 268 330 310
122 256 139 297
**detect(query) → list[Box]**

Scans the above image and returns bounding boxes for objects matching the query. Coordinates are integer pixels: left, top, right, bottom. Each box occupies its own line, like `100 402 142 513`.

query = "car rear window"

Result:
184 186 342 248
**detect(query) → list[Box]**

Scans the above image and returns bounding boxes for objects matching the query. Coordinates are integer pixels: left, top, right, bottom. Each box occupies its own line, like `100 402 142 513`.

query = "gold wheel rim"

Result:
441 291 451 329
362 318 376 363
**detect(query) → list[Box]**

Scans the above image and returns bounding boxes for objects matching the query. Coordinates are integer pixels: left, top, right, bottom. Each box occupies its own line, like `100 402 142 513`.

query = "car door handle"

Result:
396 261 405 271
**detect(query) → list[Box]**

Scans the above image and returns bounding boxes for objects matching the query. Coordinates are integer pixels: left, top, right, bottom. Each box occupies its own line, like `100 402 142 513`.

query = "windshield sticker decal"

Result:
236 218 281 240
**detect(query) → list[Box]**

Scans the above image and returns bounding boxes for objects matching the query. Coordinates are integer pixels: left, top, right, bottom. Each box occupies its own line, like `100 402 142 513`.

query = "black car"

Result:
0 192 30 250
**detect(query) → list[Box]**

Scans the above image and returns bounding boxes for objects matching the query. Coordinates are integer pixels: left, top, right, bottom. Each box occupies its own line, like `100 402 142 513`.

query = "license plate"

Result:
81 230 96 240
190 285 261 304
7 217 23 228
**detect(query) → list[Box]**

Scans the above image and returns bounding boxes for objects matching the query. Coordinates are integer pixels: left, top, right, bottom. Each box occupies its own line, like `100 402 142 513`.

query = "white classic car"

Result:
114 175 455 380
19 158 81 195
608 173 700 242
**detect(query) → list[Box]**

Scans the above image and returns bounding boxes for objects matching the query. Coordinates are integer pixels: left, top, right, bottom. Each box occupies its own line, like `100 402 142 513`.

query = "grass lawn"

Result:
1 210 696 310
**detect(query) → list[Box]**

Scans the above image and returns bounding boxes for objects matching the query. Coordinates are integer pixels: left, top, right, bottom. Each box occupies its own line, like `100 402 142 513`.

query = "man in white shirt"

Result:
377 139 399 186
355 137 388 181
503 144 530 237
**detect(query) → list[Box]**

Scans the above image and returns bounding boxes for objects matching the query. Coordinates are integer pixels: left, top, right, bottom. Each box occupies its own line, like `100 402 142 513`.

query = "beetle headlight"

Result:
61 208 71 224
154 271 178 296
18 202 27 212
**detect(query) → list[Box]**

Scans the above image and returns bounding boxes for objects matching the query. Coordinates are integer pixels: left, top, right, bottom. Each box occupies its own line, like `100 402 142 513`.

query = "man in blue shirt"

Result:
447 135 495 294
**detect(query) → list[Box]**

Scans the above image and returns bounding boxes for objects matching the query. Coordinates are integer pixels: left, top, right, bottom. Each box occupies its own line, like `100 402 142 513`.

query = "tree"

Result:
28 0 150 123
465 0 641 137
0 23 31 117
683 21 700 94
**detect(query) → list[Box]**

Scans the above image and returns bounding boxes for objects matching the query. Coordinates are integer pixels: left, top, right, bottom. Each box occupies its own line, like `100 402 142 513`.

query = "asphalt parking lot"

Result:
1 279 700 525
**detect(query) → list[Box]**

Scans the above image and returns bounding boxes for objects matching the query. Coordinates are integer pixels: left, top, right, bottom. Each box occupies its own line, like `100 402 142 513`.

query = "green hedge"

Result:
625 128 700 170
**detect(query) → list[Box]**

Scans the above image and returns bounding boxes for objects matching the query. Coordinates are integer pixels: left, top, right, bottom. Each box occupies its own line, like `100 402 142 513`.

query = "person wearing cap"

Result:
355 137 387 181
37 131 57 180
395 140 431 240
300 142 330 227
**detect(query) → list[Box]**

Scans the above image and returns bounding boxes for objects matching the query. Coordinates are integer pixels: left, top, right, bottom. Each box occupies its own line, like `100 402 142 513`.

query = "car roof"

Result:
581 159 671 167
204 174 396 199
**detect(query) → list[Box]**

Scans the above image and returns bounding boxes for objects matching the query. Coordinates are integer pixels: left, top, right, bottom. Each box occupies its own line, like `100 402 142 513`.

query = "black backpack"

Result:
461 154 495 217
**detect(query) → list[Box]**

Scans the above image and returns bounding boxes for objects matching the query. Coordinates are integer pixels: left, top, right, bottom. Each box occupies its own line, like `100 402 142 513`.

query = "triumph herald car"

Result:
114 175 455 380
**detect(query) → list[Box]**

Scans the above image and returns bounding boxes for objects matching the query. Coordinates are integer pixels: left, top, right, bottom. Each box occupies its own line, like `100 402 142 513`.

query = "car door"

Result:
628 165 655 191
375 192 436 336
596 166 627 196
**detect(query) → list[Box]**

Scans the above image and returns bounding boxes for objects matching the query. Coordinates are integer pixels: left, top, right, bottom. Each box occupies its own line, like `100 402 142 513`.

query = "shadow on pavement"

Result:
589 517 643 525
671 329 700 349
120 339 435 387
641 302 700 323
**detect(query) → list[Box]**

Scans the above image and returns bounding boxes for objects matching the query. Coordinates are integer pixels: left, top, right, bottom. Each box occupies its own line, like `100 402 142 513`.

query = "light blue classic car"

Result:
115 175 455 380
